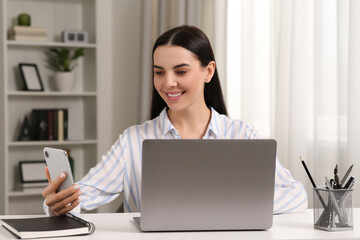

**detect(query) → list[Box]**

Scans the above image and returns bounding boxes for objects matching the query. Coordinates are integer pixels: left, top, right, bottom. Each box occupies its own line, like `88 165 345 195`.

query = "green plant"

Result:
46 48 85 72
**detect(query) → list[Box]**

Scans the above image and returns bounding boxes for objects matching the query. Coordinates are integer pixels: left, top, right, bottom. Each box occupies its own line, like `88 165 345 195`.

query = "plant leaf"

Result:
71 48 85 60
45 47 85 72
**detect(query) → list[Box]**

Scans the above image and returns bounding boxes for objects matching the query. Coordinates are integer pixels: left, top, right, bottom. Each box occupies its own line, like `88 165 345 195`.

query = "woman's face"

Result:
153 45 214 113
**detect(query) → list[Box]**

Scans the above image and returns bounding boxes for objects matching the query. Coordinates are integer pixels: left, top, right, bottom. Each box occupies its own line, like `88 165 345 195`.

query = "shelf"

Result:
2 0 99 215
6 40 97 48
8 140 97 147
7 91 97 97
8 188 44 197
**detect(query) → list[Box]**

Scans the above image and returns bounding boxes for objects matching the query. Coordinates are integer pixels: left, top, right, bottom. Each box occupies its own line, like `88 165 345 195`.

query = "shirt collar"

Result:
207 107 220 137
158 107 221 137
159 108 175 135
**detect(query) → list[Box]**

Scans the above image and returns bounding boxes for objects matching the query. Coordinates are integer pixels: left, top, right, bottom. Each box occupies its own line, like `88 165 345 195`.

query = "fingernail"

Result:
77 199 81 204
60 172 66 178
74 185 80 190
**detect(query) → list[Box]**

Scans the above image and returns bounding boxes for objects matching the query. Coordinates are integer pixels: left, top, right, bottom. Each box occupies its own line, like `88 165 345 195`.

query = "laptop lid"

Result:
137 139 277 231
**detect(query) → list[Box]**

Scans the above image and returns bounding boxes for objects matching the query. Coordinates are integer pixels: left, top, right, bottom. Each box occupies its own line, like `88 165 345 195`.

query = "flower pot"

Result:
54 72 75 91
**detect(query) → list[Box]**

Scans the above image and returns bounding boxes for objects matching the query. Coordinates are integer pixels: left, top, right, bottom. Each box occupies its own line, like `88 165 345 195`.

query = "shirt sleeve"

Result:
43 200 55 216
75 130 129 212
42 131 127 215
244 122 308 214
273 157 308 214
43 198 81 216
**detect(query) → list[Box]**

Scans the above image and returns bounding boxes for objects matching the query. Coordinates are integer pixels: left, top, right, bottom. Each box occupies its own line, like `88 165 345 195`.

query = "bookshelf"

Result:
0 0 99 214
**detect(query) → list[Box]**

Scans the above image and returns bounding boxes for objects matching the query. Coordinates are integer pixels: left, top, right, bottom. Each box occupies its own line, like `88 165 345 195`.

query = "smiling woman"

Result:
150 25 227 120
42 25 307 216
153 45 216 138
154 47 214 139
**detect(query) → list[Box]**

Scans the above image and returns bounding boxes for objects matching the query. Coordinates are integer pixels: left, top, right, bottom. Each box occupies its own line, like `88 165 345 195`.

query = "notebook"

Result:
1 213 95 239
134 139 277 231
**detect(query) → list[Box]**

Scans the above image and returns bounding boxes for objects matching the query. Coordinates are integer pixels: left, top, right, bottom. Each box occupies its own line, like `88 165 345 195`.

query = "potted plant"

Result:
46 48 85 91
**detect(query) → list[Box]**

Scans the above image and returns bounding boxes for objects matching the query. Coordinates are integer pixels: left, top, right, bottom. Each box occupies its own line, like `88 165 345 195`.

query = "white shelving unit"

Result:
0 0 99 215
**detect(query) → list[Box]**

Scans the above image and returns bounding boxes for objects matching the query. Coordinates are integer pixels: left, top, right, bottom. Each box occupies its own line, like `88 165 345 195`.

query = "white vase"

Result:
54 72 75 91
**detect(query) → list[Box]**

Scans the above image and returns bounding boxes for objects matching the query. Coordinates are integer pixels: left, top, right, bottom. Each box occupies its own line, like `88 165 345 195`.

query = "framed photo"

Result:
19 63 44 91
19 161 48 187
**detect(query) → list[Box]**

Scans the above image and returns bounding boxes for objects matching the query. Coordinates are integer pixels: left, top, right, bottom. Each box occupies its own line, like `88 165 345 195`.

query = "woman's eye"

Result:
155 71 164 75
177 71 187 75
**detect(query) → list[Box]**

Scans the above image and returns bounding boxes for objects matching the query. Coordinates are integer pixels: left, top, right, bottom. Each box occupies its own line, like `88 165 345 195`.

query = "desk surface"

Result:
1 209 359 240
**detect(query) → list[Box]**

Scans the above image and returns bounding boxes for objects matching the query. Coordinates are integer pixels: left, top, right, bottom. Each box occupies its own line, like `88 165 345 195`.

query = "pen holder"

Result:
313 187 353 231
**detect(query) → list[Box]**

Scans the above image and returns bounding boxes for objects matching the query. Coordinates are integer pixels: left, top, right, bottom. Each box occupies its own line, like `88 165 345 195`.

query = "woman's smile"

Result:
165 91 186 101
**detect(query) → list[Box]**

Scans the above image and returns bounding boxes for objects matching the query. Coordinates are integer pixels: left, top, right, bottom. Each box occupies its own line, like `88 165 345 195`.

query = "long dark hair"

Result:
150 25 228 119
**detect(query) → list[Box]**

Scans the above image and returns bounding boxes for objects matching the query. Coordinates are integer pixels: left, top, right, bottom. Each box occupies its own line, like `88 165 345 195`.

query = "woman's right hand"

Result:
42 167 81 216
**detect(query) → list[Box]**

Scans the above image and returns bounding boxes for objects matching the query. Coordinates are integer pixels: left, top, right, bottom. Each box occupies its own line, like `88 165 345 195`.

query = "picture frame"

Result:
19 63 44 91
19 161 48 187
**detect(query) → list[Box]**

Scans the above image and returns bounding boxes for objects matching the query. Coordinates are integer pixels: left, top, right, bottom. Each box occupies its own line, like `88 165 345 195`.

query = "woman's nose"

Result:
164 74 177 87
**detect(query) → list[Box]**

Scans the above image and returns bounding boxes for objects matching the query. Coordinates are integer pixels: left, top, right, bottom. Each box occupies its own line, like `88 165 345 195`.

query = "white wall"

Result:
97 0 142 213
111 0 142 134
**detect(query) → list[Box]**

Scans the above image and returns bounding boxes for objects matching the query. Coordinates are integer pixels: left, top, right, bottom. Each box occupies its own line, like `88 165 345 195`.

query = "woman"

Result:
42 25 307 216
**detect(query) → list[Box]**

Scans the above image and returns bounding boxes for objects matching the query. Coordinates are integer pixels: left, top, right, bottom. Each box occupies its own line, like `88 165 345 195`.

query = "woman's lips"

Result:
165 91 185 101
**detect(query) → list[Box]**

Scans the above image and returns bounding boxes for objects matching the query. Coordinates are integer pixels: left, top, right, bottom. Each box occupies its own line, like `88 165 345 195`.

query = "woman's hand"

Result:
42 167 81 216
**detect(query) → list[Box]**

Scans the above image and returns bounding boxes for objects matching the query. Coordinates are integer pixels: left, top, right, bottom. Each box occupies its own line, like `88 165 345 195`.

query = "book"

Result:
30 109 42 140
47 110 54 141
1 213 95 239
9 25 47 33
33 110 48 141
30 109 68 141
64 109 68 140
9 35 48 42
9 32 47 37
58 109 64 141
8 25 47 42
53 110 58 140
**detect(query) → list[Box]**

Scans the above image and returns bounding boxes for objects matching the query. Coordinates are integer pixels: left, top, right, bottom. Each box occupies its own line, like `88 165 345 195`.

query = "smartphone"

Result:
43 147 74 192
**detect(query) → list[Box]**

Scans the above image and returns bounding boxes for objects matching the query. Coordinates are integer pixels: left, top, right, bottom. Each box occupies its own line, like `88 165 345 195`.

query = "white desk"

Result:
1 209 360 240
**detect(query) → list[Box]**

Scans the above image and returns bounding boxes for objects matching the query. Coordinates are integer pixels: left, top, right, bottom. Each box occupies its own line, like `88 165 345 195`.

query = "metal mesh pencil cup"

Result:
313 187 353 231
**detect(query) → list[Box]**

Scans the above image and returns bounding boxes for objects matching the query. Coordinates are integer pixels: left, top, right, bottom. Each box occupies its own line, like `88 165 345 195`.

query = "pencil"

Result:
300 156 317 188
300 156 327 210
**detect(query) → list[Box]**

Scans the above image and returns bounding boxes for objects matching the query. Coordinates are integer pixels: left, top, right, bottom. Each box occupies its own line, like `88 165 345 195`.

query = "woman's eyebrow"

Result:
173 63 190 69
153 65 163 69
153 63 190 69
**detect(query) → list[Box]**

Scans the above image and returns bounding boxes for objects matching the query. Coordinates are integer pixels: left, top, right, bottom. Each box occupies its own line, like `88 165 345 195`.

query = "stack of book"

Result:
8 25 47 42
31 109 68 141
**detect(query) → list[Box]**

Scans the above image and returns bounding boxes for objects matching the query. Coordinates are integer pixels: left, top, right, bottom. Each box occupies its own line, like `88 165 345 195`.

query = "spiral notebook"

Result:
1 213 95 239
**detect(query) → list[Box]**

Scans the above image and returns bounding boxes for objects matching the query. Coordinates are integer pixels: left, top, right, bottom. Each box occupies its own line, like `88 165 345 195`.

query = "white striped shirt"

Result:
45 107 308 215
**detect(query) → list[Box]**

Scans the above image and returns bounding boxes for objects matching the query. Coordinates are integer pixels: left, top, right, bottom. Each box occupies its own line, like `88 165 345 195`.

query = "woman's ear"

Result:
205 61 216 83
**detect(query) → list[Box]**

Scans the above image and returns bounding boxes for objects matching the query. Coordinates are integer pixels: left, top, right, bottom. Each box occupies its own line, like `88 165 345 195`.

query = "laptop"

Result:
134 139 277 231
